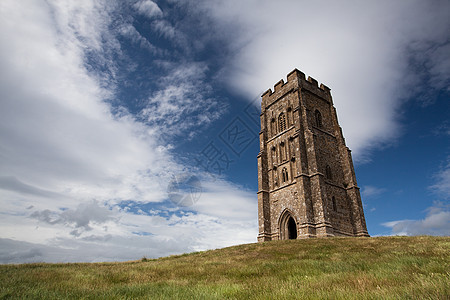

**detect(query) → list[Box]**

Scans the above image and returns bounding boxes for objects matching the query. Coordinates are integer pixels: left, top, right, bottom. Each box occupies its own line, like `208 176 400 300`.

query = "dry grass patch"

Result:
0 236 449 299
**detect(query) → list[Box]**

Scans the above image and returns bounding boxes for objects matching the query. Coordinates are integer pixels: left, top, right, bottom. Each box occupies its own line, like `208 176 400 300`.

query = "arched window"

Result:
326 165 332 180
332 196 337 212
282 167 289 182
315 109 322 128
278 113 286 132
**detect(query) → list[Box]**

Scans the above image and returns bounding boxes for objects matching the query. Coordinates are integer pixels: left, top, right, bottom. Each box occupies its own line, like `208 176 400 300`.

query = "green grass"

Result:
0 236 449 299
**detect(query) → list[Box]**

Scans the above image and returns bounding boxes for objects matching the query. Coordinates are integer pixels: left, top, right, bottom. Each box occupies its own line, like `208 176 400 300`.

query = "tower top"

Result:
261 69 331 110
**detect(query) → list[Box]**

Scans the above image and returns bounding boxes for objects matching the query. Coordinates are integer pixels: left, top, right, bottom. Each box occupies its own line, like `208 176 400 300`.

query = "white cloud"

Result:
0 0 169 248
430 158 450 199
152 19 177 40
133 0 163 19
198 0 450 161
195 179 257 221
0 176 258 263
361 186 387 199
0 207 255 263
118 23 159 54
30 200 115 235
382 202 450 236
0 0 256 263
141 62 224 138
0 0 181 208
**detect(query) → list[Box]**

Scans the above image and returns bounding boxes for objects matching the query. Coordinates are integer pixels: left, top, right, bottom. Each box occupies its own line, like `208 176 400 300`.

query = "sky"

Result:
0 0 449 263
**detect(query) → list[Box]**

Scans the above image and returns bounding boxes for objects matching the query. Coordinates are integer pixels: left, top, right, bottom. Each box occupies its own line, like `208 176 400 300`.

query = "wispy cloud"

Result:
361 186 387 199
118 23 160 54
382 202 450 236
432 121 450 137
430 157 450 199
133 0 163 19
141 62 224 138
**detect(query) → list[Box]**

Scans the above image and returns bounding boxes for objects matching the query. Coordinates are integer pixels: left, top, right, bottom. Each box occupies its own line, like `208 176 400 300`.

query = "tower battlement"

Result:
262 69 331 109
257 68 369 242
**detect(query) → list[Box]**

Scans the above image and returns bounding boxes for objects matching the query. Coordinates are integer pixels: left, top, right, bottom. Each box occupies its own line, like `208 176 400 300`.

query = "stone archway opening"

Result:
287 217 297 239
279 211 298 240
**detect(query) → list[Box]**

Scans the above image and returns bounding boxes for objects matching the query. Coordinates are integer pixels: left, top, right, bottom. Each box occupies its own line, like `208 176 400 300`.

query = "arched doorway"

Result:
279 210 298 240
287 217 297 239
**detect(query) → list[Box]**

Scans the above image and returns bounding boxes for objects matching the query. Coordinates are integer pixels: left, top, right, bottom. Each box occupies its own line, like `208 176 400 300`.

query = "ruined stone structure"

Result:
257 69 369 241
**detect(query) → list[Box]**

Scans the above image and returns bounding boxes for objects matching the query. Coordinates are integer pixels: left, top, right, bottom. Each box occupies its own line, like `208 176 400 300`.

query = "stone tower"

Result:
257 69 369 241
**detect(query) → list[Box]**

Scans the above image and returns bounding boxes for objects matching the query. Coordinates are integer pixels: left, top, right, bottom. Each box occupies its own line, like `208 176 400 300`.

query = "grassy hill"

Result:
0 236 448 299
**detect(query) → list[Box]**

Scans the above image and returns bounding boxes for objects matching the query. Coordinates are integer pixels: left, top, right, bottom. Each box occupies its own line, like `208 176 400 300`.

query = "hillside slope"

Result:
0 236 449 299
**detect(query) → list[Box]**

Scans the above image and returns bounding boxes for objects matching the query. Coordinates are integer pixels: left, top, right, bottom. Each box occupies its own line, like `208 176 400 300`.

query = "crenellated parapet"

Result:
261 69 332 110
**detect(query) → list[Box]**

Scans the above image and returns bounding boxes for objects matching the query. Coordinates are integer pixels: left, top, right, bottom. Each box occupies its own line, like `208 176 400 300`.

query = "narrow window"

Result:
332 196 337 212
271 118 276 135
315 110 322 128
271 146 276 167
278 113 286 132
326 165 332 180
274 168 278 187
287 107 292 127
282 167 289 182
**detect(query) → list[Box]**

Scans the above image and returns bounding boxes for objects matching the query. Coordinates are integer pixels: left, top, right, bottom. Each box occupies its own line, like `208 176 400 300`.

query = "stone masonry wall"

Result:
257 68 369 242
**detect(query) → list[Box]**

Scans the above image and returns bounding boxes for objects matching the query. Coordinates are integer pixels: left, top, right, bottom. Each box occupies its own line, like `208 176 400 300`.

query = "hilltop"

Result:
0 236 448 299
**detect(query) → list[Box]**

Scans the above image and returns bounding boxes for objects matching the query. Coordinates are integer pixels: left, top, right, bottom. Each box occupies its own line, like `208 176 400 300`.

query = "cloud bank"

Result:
199 0 450 160
0 0 256 263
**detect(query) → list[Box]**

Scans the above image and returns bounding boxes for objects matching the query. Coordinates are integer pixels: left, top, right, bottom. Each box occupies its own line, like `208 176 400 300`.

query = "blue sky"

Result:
0 0 449 263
